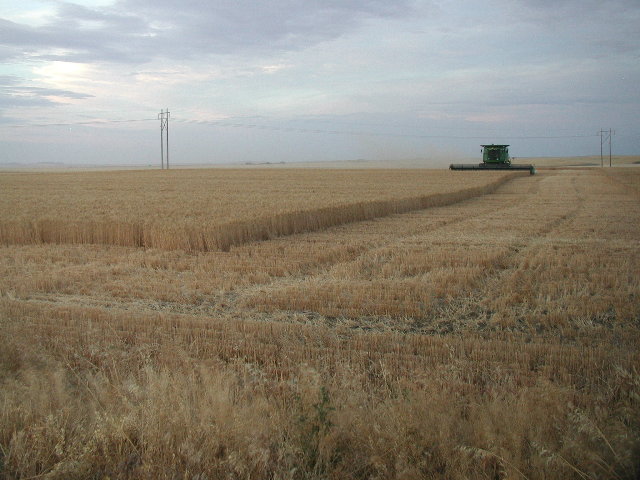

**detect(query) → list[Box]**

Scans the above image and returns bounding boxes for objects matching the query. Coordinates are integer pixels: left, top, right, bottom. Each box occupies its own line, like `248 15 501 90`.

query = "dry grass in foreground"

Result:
1 167 639 479
1 301 639 480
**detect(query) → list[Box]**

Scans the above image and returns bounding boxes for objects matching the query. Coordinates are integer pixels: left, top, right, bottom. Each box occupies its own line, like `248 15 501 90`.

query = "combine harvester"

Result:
450 145 536 175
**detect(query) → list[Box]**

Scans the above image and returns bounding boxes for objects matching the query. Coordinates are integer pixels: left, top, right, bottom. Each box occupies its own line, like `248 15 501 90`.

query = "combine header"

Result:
450 145 536 175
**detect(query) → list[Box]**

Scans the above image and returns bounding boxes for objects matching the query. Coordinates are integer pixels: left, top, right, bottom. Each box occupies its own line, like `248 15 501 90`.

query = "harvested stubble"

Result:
0 168 519 251
1 167 639 479
247 170 640 325
1 298 639 479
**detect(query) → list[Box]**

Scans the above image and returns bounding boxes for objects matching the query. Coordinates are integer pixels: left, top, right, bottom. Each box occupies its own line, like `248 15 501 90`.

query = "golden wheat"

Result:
0 168 520 251
1 167 639 479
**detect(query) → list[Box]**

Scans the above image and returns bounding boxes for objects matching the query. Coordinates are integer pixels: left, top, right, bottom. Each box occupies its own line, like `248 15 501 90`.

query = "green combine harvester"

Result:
450 145 536 175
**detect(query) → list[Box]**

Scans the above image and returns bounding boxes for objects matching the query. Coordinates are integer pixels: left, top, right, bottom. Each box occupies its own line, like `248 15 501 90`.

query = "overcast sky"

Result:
1 0 639 166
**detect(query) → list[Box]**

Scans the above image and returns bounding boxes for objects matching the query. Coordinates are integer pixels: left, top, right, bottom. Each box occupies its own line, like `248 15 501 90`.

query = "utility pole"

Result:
158 108 170 169
599 128 613 167
609 128 613 167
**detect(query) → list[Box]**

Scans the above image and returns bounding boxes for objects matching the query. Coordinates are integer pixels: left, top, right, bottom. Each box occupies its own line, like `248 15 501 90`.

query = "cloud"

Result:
505 0 640 58
139 0 414 53
0 74 93 109
1 0 638 160
0 0 416 65
0 8 154 64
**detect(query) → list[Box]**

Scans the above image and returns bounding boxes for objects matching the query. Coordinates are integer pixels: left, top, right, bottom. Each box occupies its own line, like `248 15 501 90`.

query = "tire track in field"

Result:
5 190 514 322
458 169 640 334
238 170 604 332
426 170 589 333
9 173 540 320
236 172 552 319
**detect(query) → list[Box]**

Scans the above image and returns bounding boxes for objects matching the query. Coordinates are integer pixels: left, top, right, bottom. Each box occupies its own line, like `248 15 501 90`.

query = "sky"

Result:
1 0 639 166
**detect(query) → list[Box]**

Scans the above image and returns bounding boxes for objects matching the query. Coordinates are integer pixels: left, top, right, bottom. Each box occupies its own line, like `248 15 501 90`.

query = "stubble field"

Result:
1 166 639 479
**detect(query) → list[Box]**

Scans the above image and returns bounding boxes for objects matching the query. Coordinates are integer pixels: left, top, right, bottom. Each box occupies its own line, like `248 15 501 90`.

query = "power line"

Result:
0 118 155 128
0 115 604 140
171 117 600 140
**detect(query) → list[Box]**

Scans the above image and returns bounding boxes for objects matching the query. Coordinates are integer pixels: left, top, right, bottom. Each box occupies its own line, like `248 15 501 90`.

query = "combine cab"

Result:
450 145 536 175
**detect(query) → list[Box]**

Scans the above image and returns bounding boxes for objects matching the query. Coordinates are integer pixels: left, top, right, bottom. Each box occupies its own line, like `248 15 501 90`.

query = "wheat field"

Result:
1 167 639 479
0 169 516 252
